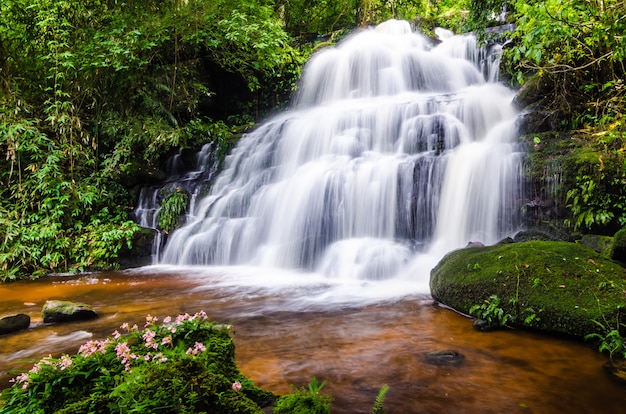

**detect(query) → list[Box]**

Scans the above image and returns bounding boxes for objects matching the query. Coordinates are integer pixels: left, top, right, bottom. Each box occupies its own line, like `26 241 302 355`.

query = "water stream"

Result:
1 271 624 412
2 20 625 412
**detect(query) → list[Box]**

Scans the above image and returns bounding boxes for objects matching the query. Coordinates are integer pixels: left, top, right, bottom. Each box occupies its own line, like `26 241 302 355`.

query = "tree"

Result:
0 0 302 280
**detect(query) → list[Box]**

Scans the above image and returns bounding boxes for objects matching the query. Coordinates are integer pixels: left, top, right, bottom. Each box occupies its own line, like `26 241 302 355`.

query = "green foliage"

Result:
585 308 626 361
0 0 305 280
371 384 389 414
469 294 513 328
0 311 272 413
272 383 333 414
504 0 626 120
158 188 190 232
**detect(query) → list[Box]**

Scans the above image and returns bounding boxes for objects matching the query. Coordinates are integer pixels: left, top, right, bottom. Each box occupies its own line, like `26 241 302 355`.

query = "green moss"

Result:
430 241 626 338
611 228 626 263
580 234 614 258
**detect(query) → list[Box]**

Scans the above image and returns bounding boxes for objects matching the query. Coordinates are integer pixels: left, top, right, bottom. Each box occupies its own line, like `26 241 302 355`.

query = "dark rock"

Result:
0 314 30 335
580 234 614 259
496 237 515 245
513 230 557 242
604 359 626 384
118 226 158 268
472 318 500 332
424 350 465 366
42 300 98 324
466 241 485 248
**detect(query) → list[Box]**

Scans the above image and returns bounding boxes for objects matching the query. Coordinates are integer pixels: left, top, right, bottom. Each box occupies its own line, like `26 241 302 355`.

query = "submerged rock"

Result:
0 314 30 335
424 350 465 366
430 240 626 338
42 300 98 324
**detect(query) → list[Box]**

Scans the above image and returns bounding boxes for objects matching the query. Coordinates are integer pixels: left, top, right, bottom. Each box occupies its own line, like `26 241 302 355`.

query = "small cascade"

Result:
133 143 220 262
148 20 524 293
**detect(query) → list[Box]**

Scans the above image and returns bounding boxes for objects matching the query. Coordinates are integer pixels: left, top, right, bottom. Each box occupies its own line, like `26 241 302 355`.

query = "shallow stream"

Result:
1 268 624 413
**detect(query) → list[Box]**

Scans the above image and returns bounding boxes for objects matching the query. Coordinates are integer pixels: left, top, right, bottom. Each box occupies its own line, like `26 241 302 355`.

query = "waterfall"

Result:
152 20 524 295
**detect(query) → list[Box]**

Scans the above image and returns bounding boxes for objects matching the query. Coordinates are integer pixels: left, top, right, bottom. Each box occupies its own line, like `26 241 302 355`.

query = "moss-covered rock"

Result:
611 228 626 263
42 300 98 324
430 241 626 338
580 234 614 259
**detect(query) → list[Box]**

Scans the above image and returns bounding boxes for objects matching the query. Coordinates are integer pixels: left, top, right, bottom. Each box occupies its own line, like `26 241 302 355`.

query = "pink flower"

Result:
163 316 172 324
145 314 158 327
58 355 72 371
112 330 121 339
232 381 242 391
186 342 206 356
161 335 173 346
10 372 30 389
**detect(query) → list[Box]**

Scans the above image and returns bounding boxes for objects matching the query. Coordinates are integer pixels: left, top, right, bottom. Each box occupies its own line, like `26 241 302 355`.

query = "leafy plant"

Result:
307 377 327 395
585 307 626 361
469 294 513 328
371 384 389 414
0 312 273 413
158 188 190 233
273 377 333 414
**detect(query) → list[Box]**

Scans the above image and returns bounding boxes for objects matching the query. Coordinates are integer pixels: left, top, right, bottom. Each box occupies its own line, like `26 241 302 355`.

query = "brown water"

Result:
1 268 625 413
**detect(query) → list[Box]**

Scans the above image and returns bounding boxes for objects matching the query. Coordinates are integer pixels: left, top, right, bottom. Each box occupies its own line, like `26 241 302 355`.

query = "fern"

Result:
371 384 389 414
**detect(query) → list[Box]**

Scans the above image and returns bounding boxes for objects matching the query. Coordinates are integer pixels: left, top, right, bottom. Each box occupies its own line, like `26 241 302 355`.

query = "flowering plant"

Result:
0 311 273 413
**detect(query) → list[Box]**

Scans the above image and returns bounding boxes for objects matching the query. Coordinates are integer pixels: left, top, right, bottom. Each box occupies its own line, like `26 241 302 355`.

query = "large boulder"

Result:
42 300 98 324
430 241 626 338
0 314 30 335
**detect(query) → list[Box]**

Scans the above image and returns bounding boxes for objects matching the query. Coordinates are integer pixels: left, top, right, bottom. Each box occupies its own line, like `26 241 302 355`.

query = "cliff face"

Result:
515 74 626 240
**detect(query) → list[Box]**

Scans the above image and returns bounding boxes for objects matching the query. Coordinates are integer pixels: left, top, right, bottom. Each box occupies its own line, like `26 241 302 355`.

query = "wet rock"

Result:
472 318 500 332
0 314 30 335
42 300 98 324
118 226 158 268
424 350 465 366
604 359 626 384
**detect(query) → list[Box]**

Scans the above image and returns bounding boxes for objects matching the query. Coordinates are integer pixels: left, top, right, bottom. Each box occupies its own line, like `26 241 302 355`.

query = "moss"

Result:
580 234 614 258
430 241 626 338
611 228 626 263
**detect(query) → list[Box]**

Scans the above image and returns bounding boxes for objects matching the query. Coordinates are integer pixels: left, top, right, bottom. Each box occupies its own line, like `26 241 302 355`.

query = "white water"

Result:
155 20 524 302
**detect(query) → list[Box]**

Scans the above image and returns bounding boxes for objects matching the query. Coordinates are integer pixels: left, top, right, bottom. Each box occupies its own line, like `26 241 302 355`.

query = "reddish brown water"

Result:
1 268 625 413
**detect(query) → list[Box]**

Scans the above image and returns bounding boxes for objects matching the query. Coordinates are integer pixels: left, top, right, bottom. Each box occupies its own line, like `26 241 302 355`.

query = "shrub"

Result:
0 312 274 413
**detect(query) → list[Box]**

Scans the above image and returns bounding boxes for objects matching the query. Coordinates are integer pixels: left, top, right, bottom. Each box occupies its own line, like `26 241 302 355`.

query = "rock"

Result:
42 300 98 324
0 314 30 335
472 318 499 332
580 234 614 259
424 350 465 366
611 228 626 264
604 359 626 384
430 240 626 338
118 226 158 268
513 229 557 242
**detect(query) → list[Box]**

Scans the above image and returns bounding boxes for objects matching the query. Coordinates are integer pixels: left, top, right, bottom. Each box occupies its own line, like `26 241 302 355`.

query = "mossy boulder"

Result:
42 300 98 324
580 234 614 259
430 241 626 338
611 228 626 263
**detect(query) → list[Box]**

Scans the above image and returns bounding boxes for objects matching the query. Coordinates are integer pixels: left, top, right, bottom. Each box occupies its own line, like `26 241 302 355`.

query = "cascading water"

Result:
153 20 524 298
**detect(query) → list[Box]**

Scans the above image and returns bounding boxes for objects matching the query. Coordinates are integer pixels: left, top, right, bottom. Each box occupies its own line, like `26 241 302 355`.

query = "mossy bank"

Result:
430 241 626 338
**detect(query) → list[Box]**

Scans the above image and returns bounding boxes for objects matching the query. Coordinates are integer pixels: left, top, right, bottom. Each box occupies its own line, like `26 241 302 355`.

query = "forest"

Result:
1 0 626 281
